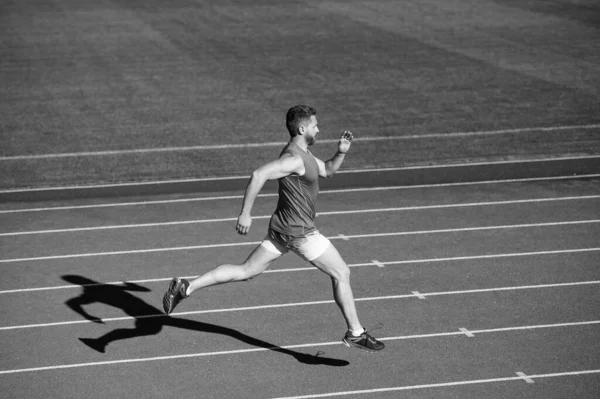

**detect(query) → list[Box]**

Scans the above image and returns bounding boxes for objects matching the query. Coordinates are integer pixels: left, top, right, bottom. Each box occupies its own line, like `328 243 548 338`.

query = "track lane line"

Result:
271 368 600 398
2 174 598 214
2 125 598 160
0 320 598 375
2 247 598 295
1 155 599 196
1 219 599 263
3 195 599 236
2 280 598 331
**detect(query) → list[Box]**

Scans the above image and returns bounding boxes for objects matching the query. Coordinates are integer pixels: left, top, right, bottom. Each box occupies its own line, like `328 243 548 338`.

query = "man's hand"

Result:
236 212 252 235
338 131 353 154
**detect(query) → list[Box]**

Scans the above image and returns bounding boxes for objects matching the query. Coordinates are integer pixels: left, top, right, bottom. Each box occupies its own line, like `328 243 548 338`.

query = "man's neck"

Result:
290 137 309 152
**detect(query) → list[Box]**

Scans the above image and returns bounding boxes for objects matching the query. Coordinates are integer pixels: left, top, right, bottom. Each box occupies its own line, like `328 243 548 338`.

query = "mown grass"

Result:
1 0 599 189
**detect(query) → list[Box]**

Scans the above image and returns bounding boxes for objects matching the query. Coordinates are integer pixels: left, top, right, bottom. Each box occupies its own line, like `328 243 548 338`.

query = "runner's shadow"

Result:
62 275 349 367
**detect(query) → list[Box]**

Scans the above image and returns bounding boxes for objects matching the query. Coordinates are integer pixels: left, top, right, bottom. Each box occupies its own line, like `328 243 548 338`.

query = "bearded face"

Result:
303 115 319 146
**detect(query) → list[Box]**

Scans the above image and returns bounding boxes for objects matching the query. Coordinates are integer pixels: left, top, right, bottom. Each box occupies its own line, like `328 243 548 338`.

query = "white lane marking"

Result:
271 369 600 398
1 219 599 264
412 291 427 299
1 155 599 196
0 321 598 375
2 247 599 295
3 195 599 237
2 124 598 160
357 247 600 268
371 260 385 268
516 372 535 383
337 155 600 173
0 174 249 194
2 280 598 331
459 328 475 337
0 216 258 236
341 219 600 240
2 173 599 214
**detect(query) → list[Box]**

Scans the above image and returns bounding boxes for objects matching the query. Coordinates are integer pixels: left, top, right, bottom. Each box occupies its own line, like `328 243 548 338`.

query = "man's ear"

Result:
298 123 306 135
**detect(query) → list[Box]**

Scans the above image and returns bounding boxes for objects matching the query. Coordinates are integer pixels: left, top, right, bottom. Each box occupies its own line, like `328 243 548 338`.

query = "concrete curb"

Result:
1 156 598 202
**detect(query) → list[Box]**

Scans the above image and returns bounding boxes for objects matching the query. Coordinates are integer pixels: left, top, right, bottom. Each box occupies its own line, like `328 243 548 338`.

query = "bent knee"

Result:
330 264 351 283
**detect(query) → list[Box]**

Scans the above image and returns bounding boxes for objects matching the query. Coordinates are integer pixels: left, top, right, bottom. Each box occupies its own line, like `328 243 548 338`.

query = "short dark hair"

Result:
286 105 316 137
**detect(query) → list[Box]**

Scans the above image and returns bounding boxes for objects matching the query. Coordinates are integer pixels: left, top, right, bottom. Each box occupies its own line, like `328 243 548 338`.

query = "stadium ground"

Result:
1 170 599 398
1 1 599 398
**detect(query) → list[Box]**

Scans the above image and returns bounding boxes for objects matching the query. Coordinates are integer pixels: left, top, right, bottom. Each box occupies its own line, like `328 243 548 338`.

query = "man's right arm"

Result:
236 154 304 235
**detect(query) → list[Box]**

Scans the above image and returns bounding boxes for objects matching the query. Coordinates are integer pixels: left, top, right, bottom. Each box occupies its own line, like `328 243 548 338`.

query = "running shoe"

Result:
342 329 385 352
162 277 190 315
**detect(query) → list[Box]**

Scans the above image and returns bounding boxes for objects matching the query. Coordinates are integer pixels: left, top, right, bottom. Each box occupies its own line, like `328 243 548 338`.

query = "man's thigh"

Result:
309 243 349 281
245 243 283 273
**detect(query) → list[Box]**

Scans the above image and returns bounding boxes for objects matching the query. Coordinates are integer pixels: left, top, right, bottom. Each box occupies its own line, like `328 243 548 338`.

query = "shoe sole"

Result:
342 338 384 353
163 278 183 315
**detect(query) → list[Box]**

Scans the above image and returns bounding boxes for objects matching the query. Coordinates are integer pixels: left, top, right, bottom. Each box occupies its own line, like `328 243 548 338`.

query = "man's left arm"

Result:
315 131 353 178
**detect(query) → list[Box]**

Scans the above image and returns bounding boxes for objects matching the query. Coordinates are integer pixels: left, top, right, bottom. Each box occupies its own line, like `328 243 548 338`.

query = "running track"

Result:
1 172 600 398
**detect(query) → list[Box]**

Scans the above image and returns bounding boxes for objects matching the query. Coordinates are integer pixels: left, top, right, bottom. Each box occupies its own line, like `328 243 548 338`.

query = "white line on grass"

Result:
2 173 599 214
2 195 599 236
1 247 598 295
271 369 600 399
0 320 598 375
1 219 599 263
2 280 598 331
2 124 598 161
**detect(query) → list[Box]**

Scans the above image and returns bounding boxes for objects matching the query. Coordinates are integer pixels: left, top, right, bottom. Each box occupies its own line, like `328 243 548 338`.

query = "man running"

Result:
163 105 384 352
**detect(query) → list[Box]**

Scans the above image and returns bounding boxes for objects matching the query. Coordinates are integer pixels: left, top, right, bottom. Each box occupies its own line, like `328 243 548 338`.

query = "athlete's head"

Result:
286 105 319 146
286 105 317 137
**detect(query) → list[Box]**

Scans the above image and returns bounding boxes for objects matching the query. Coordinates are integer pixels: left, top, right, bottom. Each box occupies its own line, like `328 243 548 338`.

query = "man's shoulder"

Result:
279 143 302 159
278 152 304 171
275 147 305 177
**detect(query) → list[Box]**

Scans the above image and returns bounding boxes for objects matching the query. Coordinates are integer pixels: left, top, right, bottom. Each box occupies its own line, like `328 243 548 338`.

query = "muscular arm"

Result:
236 153 304 235
316 131 354 178
322 151 346 178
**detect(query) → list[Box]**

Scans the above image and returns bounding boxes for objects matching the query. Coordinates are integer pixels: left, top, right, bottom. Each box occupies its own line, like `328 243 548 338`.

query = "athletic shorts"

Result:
260 228 331 262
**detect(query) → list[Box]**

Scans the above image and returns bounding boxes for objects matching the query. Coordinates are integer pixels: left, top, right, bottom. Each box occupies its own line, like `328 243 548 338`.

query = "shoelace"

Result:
364 322 384 336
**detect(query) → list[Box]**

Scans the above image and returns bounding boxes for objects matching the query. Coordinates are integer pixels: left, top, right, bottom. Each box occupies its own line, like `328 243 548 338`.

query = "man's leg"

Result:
310 243 362 332
310 242 385 352
163 244 281 314
187 244 281 294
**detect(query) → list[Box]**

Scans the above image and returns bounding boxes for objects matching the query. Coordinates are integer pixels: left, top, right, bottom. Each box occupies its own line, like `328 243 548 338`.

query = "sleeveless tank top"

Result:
269 142 320 237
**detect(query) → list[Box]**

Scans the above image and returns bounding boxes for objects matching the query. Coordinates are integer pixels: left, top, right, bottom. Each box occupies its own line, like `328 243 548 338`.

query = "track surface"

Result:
1 173 599 398
2 2 600 396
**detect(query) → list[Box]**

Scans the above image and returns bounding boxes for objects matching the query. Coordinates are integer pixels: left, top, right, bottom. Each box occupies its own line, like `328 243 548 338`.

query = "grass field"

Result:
1 0 599 189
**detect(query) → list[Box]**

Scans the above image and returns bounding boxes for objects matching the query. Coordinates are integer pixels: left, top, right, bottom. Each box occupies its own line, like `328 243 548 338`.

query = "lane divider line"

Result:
2 280 598 331
3 194 599 237
2 155 599 195
1 219 599 264
516 371 535 384
0 320 598 375
270 368 600 398
459 328 475 337
3 125 598 160
1 247 599 295
412 291 427 299
2 174 598 214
